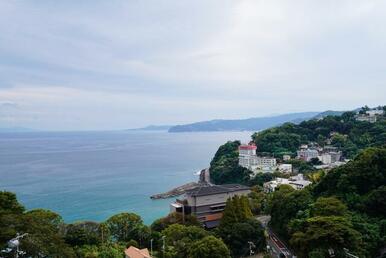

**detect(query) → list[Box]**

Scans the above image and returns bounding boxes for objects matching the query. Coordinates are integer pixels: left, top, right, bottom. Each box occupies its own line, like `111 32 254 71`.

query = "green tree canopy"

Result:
188 235 231 258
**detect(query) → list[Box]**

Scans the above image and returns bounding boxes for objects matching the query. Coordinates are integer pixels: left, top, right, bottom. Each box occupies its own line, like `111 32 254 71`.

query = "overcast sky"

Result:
0 1 386 130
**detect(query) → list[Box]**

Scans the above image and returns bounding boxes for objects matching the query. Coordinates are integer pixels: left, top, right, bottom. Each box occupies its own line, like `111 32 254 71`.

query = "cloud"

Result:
0 0 385 130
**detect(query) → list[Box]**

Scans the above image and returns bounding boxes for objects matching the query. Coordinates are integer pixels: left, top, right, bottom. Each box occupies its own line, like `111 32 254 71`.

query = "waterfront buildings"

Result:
264 174 311 193
170 184 250 228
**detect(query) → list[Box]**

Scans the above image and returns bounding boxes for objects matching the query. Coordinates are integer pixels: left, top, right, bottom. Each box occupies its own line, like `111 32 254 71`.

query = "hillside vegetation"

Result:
252 107 386 158
268 146 386 258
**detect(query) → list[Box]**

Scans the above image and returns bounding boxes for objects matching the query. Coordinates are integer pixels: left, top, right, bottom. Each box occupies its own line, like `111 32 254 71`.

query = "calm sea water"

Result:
0 130 252 224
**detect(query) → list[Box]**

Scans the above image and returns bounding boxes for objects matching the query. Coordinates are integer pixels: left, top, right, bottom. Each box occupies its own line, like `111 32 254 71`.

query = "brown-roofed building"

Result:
170 184 250 228
124 246 152 258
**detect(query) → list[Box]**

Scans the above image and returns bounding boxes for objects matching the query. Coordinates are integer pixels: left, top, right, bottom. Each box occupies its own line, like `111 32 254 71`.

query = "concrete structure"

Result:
170 184 250 228
283 155 291 161
356 114 377 123
278 164 292 173
356 109 384 123
366 109 384 116
264 174 311 193
125 246 151 258
238 143 277 172
297 148 319 161
239 144 257 155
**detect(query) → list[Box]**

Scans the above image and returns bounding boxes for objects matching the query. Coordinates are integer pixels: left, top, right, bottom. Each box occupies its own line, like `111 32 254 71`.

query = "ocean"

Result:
0 130 252 224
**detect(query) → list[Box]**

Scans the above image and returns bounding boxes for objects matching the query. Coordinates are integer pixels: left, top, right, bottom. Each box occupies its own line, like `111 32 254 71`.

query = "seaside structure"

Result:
263 174 311 193
170 184 250 228
125 246 152 258
238 143 277 172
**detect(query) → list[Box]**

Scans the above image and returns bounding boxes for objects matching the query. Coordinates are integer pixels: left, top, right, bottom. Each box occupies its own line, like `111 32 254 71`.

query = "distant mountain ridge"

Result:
168 112 321 132
128 125 173 131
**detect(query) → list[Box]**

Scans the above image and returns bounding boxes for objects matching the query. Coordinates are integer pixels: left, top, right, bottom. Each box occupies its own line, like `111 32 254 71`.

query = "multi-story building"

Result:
263 174 311 193
170 184 250 228
297 148 319 161
238 144 277 172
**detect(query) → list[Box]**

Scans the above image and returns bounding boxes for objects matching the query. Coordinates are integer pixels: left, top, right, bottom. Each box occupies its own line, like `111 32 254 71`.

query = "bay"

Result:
0 130 252 224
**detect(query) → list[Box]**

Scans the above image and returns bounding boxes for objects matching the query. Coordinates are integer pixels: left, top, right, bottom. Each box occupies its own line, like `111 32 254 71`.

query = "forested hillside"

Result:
268 146 386 258
252 107 386 158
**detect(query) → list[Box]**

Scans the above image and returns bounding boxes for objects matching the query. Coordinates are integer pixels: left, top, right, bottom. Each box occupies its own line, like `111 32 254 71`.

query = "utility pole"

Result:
150 239 153 256
162 236 166 257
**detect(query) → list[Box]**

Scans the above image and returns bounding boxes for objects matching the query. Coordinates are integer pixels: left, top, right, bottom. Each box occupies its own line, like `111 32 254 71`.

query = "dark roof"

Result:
204 220 220 229
185 184 250 197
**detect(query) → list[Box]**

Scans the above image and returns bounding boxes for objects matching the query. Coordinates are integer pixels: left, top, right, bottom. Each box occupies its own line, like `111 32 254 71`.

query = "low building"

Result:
278 164 292 173
264 174 311 193
283 155 291 161
170 184 250 228
125 246 151 258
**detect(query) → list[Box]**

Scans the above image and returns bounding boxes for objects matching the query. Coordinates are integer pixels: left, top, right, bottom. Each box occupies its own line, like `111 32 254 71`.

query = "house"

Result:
170 184 250 228
263 174 311 193
125 246 151 258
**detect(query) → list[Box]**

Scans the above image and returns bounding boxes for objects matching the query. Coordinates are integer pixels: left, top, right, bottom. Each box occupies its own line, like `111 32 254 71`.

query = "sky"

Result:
0 0 386 130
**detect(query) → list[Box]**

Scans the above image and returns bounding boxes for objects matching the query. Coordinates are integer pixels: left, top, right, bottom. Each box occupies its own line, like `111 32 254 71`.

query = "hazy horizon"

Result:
1 1 386 130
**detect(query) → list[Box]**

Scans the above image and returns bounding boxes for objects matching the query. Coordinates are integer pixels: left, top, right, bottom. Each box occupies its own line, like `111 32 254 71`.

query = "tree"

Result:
0 191 24 244
209 141 252 185
162 224 209 258
218 218 266 258
22 209 76 257
363 186 386 217
105 212 146 243
188 236 231 258
0 191 25 214
151 212 200 232
290 216 362 258
65 221 102 246
268 186 312 240
311 197 347 217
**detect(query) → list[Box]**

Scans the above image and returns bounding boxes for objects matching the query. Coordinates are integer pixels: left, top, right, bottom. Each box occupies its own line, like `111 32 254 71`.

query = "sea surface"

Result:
0 130 252 224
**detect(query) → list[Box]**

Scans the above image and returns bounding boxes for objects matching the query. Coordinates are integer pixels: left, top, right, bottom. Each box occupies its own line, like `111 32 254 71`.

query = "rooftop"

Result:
185 184 250 197
239 144 257 150
125 246 151 258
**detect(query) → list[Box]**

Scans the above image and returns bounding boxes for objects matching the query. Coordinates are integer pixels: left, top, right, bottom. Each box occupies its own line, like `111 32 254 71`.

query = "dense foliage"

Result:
267 147 386 258
209 140 252 184
0 194 231 258
252 108 386 158
217 196 266 257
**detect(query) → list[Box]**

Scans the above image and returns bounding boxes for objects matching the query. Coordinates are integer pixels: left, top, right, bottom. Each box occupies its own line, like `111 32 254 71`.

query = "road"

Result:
266 229 293 258
255 215 295 258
